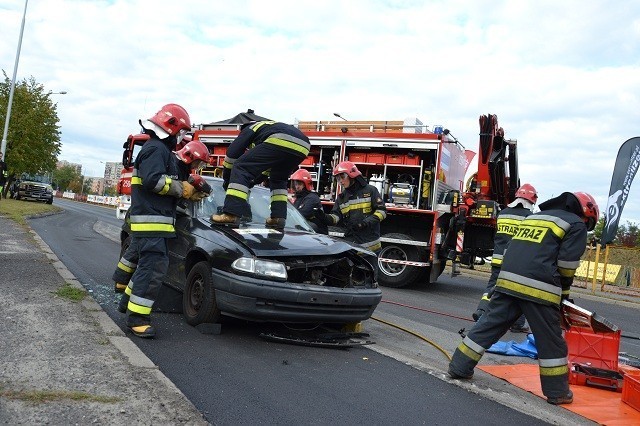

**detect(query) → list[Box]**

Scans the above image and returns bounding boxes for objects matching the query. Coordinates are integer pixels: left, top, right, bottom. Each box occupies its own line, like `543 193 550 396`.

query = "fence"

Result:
572 244 640 294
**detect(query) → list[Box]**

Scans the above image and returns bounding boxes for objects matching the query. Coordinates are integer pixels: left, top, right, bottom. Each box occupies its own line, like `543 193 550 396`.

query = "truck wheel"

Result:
183 261 221 326
378 233 427 288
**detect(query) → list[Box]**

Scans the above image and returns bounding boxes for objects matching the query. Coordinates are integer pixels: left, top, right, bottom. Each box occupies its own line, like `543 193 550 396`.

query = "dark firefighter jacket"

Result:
129 135 188 238
222 121 310 182
491 205 533 267
327 177 387 252
495 192 588 307
293 189 328 234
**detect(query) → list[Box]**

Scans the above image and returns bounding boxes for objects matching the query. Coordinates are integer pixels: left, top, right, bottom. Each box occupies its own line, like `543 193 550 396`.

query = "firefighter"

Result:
211 120 310 228
473 183 538 334
321 161 386 254
112 139 210 298
120 104 208 339
448 191 599 405
290 168 328 234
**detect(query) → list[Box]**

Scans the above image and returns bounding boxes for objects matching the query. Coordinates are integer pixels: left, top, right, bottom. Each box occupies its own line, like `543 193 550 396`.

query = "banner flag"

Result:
601 137 640 246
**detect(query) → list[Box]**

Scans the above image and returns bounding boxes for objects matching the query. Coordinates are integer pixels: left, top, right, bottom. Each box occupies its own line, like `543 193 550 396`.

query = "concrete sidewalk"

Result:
0 216 207 425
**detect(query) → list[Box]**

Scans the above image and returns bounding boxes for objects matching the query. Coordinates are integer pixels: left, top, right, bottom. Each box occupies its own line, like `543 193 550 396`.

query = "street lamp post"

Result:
1 0 29 158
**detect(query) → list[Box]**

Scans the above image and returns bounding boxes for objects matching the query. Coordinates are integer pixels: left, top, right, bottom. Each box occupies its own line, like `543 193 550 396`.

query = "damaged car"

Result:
120 177 382 326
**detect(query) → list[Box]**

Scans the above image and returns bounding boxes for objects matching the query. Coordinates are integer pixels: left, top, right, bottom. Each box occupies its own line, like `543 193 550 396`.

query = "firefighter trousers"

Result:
450 292 569 399
224 144 303 219
474 266 526 327
112 237 139 287
125 236 169 327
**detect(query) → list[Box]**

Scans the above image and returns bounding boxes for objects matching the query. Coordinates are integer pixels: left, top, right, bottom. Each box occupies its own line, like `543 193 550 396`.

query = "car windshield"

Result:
195 177 315 231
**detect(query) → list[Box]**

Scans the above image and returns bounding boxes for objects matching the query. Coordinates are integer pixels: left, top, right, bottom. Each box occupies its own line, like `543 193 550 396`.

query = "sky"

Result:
1 0 639 224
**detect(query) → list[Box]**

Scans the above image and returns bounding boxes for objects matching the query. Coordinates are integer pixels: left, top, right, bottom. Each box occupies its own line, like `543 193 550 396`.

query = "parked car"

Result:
116 194 131 220
16 180 54 204
120 177 382 326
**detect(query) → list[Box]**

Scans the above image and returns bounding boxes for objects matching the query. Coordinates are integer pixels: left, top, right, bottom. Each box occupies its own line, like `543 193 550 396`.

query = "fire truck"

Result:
188 113 519 288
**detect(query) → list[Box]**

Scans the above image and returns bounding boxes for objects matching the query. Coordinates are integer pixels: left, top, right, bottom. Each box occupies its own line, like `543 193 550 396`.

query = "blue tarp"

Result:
487 334 538 359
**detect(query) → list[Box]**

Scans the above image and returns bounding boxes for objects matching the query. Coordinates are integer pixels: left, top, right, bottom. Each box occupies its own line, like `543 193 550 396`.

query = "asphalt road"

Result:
28 198 640 425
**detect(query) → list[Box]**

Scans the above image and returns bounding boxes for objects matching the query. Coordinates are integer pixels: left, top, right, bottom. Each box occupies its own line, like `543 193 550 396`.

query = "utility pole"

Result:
1 0 29 158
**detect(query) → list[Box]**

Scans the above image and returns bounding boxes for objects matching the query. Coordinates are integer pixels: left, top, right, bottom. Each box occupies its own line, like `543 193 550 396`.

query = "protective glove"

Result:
190 191 208 202
182 181 196 199
222 180 229 191
363 215 379 227
188 174 212 195
313 208 327 223
349 221 367 232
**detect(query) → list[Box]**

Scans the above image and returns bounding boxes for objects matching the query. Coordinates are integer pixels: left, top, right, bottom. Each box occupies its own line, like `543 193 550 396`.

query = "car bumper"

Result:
211 268 382 323
19 192 53 202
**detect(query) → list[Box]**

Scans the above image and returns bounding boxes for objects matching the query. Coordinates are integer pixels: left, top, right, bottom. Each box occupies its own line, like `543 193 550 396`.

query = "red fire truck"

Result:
188 114 519 288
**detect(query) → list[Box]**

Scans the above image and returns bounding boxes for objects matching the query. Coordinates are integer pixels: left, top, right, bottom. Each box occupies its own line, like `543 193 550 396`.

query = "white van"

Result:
116 195 131 220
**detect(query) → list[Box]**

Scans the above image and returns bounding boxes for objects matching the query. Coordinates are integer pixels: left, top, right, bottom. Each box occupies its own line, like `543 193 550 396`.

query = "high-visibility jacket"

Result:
327 179 387 252
222 121 310 182
495 207 587 306
129 135 187 238
491 206 532 267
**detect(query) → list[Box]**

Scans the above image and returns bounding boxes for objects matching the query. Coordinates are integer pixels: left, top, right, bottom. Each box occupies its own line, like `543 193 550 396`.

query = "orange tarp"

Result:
478 364 640 425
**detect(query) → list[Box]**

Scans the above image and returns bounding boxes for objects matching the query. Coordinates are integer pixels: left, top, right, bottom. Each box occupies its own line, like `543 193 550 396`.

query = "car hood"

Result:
214 225 364 257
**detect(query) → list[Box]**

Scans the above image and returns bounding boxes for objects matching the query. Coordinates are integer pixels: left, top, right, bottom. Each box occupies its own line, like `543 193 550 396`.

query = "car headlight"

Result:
232 257 287 281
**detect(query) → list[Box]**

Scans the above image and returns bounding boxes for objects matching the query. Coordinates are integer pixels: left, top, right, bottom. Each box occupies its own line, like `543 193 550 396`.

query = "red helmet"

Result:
290 168 313 191
573 192 599 231
515 183 538 204
148 103 191 136
175 140 209 170
175 133 192 151
333 161 361 178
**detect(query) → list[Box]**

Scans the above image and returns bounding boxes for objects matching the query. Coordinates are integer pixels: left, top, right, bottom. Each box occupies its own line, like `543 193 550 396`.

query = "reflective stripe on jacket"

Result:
491 206 532 267
495 209 587 306
328 181 386 251
129 136 187 238
222 121 310 181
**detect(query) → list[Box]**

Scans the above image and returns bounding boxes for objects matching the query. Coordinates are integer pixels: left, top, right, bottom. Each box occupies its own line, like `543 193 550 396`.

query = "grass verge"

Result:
55 283 87 302
0 198 62 225
0 387 121 404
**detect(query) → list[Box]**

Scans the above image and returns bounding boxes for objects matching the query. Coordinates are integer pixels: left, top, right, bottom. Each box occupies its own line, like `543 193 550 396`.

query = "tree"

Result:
0 72 62 196
51 165 80 192
593 217 640 247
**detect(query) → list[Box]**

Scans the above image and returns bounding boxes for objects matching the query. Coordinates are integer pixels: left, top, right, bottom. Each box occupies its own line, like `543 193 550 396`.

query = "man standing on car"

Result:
448 191 599 406
121 104 207 338
211 120 310 229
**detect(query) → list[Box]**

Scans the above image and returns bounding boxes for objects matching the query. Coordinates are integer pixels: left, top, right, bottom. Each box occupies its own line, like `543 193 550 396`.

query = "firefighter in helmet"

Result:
119 104 209 338
321 161 386 254
211 120 310 228
473 183 538 333
112 138 210 301
290 168 328 234
449 191 599 406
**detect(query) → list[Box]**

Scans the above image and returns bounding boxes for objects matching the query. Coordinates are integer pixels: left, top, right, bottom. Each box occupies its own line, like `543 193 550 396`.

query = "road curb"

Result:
27 228 203 415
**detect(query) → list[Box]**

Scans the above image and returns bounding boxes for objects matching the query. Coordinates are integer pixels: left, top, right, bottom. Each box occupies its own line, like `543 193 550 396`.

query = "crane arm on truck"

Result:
440 114 519 267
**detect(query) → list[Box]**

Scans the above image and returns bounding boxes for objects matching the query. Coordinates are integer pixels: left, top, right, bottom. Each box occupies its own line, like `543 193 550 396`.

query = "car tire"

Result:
377 232 427 288
46 198 53 204
183 261 221 326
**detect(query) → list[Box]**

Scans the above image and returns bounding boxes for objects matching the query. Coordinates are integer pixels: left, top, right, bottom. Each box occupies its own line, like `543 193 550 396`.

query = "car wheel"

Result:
377 232 427 288
46 198 53 204
183 261 220 326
